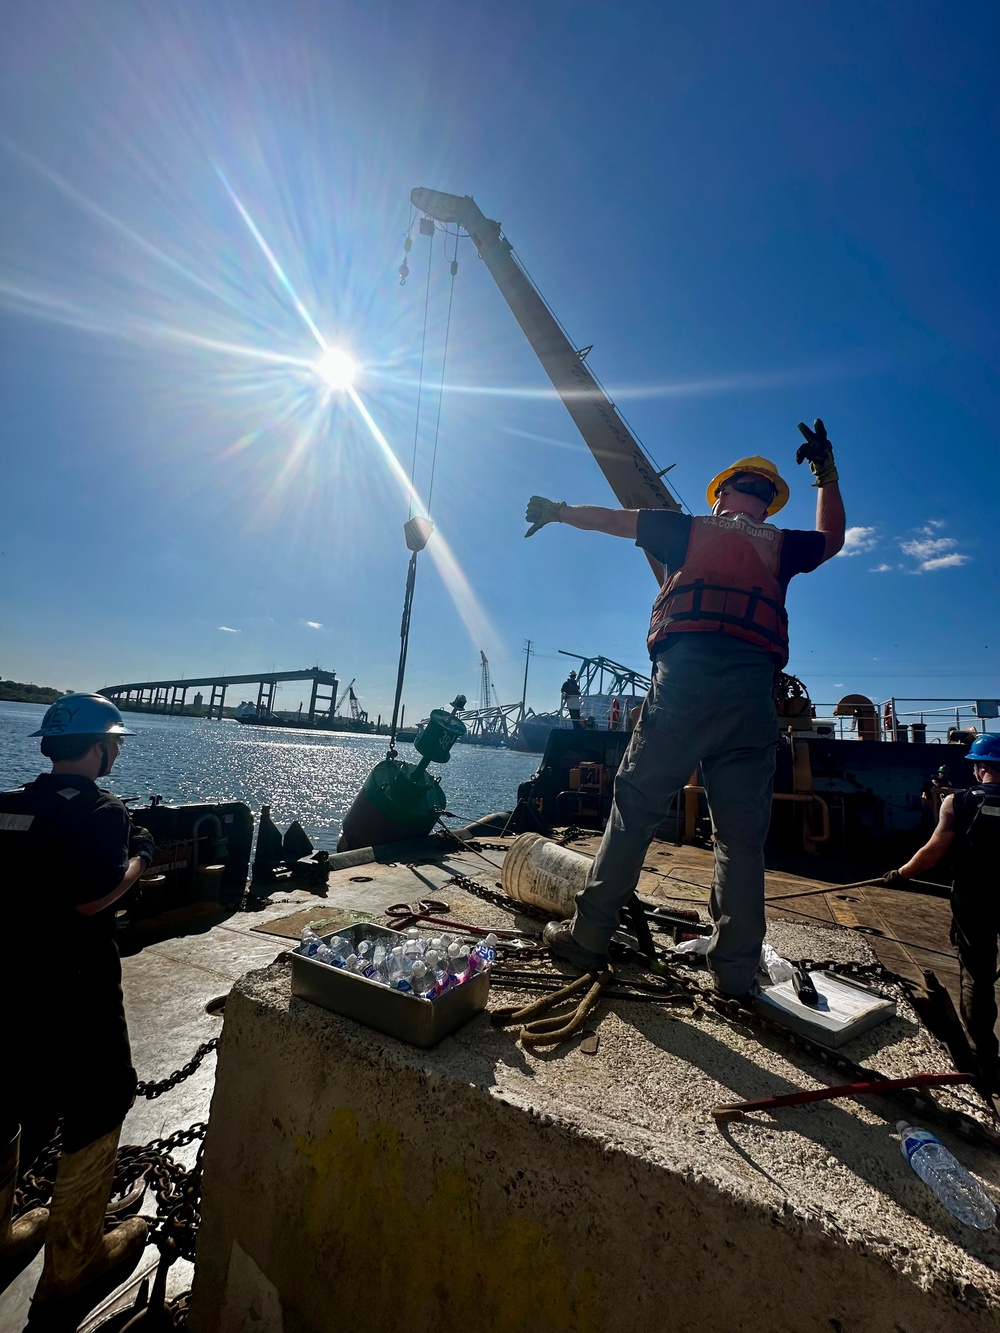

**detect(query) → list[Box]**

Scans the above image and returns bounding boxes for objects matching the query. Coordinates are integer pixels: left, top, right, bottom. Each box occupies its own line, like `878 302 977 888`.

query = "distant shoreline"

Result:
0 680 64 706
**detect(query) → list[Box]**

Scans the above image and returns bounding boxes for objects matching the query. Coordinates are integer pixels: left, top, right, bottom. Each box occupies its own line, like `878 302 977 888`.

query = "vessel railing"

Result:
804 698 994 745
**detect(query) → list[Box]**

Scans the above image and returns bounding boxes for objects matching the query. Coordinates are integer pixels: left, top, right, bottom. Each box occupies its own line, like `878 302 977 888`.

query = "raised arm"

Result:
558 505 638 538
796 419 844 561
816 480 845 561
525 496 638 539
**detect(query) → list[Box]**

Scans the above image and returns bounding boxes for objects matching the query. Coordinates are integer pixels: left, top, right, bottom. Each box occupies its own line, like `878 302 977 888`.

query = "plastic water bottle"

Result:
469 933 498 973
299 928 322 958
424 950 453 996
320 936 352 967
409 961 436 1000
446 942 470 985
897 1122 996 1228
386 946 407 981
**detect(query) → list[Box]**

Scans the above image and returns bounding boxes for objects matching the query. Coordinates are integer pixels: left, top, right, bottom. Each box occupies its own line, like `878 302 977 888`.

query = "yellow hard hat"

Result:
706 455 789 516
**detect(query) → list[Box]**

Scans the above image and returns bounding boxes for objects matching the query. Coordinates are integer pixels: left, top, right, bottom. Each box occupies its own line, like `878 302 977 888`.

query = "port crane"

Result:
410 188 682 581
347 685 369 725
334 678 355 714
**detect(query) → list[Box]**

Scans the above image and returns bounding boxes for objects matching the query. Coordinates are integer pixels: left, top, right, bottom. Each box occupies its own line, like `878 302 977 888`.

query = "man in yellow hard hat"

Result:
524 420 845 1000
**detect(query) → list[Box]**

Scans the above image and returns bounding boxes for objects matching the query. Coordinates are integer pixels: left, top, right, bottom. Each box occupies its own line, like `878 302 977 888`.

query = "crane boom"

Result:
411 189 682 536
334 678 355 714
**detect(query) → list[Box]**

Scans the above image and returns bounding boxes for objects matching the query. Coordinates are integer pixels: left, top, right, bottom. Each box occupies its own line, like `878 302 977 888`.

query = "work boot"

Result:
27 1127 148 1330
543 920 607 973
0 1126 48 1294
715 978 760 1009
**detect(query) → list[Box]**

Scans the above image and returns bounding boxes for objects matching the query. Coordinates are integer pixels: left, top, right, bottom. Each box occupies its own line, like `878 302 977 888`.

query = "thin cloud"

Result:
838 526 879 557
901 536 957 560
899 525 971 573
218 625 240 633
920 553 970 571
869 563 893 573
306 621 322 629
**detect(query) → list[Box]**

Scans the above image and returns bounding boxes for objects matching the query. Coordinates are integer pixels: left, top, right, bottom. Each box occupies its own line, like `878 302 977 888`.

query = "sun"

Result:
314 347 356 390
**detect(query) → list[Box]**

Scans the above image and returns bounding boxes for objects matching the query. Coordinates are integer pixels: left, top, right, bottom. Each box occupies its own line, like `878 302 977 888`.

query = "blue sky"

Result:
1 0 997 723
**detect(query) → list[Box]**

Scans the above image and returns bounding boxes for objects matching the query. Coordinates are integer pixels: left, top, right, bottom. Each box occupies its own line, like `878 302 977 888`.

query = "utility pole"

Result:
519 640 533 722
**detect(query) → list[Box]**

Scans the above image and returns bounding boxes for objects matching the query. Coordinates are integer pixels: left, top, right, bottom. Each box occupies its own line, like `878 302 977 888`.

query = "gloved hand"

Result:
881 868 906 887
524 495 567 538
795 418 839 487
129 825 156 871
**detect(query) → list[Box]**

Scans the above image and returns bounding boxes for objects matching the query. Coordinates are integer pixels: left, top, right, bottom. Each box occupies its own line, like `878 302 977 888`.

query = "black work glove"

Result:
795 418 839 487
881 868 905 887
524 495 567 538
129 825 156 871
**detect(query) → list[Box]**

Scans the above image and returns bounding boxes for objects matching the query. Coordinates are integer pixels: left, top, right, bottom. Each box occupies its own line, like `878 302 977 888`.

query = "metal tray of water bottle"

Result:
290 922 491 1048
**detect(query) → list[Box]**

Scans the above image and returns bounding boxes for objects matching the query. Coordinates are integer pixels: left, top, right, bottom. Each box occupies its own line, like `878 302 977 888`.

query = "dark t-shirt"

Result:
0 773 130 951
635 511 826 590
1 774 136 1150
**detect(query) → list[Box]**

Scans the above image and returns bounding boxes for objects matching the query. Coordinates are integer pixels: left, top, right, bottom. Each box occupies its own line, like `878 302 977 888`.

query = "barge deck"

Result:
2 835 995 1332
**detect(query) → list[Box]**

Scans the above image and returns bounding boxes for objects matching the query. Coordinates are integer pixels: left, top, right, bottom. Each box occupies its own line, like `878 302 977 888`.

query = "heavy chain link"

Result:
14 1047 219 1327
135 1038 219 1100
115 1125 208 1261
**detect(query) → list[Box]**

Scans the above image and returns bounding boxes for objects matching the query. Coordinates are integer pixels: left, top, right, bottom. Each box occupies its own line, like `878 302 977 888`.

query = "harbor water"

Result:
0 701 540 851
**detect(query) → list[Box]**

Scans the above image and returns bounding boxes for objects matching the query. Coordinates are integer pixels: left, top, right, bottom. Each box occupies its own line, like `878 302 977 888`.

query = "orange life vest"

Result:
646 515 789 666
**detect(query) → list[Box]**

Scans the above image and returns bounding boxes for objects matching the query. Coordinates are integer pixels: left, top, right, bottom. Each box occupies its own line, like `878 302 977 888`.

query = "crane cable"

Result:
426 226 460 511
407 227 435 519
387 221 461 755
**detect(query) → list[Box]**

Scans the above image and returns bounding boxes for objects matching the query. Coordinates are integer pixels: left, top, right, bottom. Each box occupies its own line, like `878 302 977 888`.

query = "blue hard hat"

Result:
967 734 1000 763
30 693 136 738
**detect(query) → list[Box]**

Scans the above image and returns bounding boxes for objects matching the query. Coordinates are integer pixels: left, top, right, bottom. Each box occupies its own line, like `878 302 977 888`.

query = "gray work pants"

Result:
570 633 778 995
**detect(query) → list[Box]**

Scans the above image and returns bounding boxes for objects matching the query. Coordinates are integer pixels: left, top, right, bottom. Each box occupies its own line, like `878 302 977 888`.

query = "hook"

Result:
399 235 412 286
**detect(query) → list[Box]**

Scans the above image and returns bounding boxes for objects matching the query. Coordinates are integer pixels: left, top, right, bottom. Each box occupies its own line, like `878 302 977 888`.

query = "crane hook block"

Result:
404 516 434 552
450 260 459 277
398 261 410 285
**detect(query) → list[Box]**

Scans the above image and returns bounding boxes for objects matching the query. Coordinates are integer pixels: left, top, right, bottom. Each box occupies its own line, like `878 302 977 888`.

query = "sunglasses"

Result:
719 473 778 502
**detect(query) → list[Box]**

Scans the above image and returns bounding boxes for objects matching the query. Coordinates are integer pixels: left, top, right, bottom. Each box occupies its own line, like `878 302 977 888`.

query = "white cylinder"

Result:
500 833 591 919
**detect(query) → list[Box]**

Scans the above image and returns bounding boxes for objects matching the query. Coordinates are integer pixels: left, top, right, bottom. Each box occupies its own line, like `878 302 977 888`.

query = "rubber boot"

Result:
0 1126 48 1294
27 1126 148 1330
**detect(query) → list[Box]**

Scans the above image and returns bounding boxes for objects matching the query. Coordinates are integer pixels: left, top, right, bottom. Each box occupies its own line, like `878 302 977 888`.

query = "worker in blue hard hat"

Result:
886 734 1000 1087
524 419 845 1001
0 694 153 1322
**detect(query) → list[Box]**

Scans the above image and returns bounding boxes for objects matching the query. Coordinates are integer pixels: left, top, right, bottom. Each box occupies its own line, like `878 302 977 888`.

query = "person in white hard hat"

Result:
524 420 845 1000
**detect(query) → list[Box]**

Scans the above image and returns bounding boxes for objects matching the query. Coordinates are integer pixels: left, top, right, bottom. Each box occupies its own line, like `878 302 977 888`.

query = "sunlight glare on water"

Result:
0 702 540 850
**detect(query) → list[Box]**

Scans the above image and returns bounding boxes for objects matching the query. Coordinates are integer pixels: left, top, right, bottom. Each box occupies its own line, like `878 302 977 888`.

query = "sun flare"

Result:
314 347 356 390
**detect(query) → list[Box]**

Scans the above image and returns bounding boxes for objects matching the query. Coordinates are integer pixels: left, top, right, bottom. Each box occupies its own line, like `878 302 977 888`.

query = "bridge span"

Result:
99 668 339 722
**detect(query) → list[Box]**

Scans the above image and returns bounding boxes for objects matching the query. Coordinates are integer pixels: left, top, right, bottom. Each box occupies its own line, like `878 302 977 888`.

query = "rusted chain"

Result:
135 1038 219 1100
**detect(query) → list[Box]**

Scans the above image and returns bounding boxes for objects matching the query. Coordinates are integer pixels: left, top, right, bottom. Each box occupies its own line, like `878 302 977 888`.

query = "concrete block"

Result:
190 957 1000 1333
